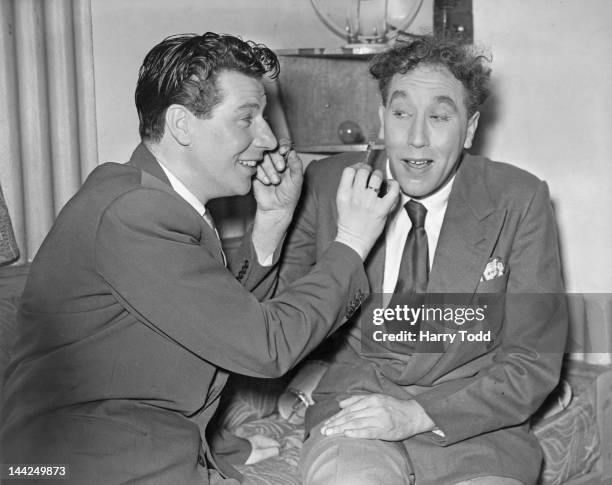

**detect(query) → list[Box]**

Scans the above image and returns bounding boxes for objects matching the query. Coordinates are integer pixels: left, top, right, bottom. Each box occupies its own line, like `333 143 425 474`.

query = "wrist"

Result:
254 207 294 228
334 235 368 261
252 210 292 263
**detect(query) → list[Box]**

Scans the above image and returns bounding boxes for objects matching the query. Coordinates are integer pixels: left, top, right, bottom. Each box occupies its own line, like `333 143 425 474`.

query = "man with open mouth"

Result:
277 35 567 485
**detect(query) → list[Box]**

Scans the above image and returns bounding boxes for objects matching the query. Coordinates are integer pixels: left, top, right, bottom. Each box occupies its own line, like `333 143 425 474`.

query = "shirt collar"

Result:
385 159 455 213
156 160 206 217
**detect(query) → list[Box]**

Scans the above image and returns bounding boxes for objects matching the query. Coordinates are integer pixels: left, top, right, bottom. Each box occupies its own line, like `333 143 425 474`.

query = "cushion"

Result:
533 376 600 484
219 370 601 485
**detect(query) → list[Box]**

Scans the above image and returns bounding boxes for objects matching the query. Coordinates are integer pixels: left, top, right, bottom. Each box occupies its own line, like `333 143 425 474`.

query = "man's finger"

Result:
379 179 400 211
338 394 370 408
255 165 271 185
324 406 377 429
258 155 281 184
342 427 380 439
338 166 358 195
366 170 383 192
285 150 303 177
322 416 374 436
278 138 293 157
353 164 373 190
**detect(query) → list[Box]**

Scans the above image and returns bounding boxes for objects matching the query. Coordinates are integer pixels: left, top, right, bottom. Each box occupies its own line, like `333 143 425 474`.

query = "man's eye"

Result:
240 116 253 125
392 110 411 118
431 114 451 122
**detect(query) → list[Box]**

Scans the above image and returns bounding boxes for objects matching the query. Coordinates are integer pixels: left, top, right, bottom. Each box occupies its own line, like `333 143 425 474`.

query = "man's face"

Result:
379 64 479 199
184 70 276 201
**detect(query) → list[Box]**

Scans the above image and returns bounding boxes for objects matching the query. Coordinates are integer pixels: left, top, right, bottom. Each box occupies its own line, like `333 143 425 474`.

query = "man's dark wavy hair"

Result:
135 32 279 142
370 35 491 117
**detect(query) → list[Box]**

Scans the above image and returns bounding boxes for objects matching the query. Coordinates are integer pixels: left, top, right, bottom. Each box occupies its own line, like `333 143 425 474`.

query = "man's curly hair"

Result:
135 32 279 142
370 35 491 117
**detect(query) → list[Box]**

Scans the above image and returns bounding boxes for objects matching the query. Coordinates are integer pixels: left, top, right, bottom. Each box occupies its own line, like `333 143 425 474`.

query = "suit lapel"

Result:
126 143 226 266
428 154 506 295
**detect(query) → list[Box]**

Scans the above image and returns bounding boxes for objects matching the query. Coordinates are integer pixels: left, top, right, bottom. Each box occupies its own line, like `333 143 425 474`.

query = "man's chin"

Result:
398 181 434 199
238 181 253 196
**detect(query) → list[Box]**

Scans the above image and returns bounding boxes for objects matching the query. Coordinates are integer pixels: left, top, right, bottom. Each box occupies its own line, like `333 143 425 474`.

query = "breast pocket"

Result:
477 272 510 293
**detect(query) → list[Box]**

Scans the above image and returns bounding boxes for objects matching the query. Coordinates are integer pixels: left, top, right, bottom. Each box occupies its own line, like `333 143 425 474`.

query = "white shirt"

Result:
157 161 207 219
156 161 228 264
156 160 275 267
382 160 455 294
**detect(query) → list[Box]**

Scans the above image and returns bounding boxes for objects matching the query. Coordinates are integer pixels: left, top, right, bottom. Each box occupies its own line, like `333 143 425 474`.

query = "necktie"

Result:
392 199 429 298
203 209 227 267
381 200 429 354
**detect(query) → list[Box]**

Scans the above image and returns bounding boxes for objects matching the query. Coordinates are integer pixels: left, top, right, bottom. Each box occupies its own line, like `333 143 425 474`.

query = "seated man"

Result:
0 33 399 484
278 35 568 485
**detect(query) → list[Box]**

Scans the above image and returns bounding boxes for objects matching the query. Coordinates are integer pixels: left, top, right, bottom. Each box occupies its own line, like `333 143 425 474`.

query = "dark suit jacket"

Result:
278 151 568 483
1 144 369 484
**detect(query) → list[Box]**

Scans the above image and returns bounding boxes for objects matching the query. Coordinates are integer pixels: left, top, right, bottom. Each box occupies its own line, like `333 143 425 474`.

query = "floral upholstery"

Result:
216 372 601 485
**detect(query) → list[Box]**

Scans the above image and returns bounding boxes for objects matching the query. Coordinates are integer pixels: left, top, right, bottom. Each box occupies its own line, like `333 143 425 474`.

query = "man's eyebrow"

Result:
236 102 261 111
388 90 408 103
433 95 458 110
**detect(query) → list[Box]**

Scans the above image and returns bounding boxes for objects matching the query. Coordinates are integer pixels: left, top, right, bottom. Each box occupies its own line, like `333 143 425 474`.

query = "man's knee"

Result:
300 423 413 485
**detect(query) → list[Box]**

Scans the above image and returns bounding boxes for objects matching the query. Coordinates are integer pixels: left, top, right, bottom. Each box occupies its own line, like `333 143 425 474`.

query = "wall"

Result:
91 0 612 295
91 0 432 164
472 0 612 293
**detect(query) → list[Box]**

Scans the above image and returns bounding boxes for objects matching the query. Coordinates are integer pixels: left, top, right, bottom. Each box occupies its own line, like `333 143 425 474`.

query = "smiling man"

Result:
277 35 567 485
1 33 399 484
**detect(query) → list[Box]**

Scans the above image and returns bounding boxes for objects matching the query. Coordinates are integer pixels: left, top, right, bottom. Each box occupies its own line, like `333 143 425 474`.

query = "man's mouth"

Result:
402 158 433 168
238 160 258 168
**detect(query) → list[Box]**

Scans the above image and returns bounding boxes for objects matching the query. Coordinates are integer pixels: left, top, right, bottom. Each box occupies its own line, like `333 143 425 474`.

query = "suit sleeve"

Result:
275 163 323 290
94 187 368 378
414 181 568 445
225 225 285 301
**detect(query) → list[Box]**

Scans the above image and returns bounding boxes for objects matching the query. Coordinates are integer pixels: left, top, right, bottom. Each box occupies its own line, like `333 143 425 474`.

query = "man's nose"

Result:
254 119 277 151
407 117 429 148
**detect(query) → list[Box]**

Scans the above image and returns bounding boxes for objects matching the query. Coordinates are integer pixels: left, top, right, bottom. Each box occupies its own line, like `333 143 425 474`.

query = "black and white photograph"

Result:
0 1 611 484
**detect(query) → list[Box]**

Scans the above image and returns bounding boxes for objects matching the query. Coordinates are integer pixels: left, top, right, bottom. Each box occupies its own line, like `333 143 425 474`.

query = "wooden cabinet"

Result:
275 48 383 154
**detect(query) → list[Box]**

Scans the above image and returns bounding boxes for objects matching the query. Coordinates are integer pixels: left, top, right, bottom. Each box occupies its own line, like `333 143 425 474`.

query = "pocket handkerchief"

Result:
480 256 505 282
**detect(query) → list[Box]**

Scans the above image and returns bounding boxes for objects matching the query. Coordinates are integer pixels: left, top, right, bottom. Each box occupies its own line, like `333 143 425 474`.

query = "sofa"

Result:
1 264 611 485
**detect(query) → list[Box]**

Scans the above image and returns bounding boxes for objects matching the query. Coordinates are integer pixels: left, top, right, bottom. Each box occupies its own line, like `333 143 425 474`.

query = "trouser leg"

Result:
300 422 414 485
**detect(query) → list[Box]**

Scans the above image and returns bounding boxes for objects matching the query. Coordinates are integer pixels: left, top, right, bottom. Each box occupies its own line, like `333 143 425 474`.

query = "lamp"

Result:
311 0 424 53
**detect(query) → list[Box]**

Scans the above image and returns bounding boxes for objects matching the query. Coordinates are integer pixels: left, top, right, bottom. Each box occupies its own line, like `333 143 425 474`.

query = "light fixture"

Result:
311 0 424 53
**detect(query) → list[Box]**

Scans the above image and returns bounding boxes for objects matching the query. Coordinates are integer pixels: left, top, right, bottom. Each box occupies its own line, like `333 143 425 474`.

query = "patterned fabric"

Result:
0 296 19 401
533 385 600 484
0 295 20 463
235 415 304 485
0 184 19 266
219 374 600 485
215 374 290 430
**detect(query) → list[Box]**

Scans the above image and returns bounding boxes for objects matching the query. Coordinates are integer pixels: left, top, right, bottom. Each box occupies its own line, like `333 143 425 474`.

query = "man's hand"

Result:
244 434 280 465
335 164 400 260
251 140 303 264
252 140 302 214
320 394 436 441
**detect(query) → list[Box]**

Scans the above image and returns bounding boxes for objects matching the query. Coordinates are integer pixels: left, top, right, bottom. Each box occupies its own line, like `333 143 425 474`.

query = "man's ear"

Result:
377 104 385 140
165 104 192 146
463 111 480 149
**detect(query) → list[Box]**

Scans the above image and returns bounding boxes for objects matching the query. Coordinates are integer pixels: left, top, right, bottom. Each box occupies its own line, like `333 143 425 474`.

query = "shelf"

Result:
275 47 377 59
296 143 384 154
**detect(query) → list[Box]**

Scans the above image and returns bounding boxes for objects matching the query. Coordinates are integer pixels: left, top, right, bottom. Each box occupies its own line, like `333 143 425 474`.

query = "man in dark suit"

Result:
278 36 568 485
1 33 399 484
